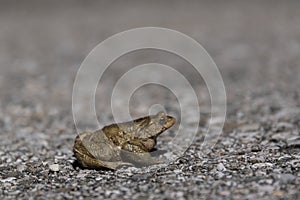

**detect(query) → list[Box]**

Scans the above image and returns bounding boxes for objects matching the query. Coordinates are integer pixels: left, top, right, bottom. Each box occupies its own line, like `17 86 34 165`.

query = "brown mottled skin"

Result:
73 112 176 170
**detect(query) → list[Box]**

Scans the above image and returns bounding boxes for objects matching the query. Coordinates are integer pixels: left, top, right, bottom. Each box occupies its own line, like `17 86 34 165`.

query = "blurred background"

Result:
0 0 299 140
1 0 299 110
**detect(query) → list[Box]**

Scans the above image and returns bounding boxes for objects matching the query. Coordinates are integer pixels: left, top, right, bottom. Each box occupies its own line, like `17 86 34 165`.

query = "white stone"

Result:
49 164 60 172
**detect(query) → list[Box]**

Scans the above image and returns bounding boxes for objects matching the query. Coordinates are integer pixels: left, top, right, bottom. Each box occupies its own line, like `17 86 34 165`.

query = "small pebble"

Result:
217 163 226 171
49 164 60 172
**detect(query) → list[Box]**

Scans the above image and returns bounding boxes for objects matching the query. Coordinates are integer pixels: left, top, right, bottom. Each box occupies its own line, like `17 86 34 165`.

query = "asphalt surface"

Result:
0 1 299 199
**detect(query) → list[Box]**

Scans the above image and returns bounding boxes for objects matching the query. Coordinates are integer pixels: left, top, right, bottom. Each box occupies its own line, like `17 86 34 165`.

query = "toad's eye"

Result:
159 117 165 125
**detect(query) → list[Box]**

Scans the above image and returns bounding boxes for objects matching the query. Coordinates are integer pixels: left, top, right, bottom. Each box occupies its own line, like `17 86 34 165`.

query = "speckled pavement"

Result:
0 1 299 199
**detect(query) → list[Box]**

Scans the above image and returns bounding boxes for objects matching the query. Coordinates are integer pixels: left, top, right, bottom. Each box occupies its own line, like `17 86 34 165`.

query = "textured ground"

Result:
0 0 300 199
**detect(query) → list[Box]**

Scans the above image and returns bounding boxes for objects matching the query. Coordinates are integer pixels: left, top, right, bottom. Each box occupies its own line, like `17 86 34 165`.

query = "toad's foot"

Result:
120 151 164 168
74 148 133 170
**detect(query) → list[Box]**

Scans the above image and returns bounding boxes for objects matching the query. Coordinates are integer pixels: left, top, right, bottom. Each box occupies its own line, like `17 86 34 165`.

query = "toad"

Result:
73 112 176 170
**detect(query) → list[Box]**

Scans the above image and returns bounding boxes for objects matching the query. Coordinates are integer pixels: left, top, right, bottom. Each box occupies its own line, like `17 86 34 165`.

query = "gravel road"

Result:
0 1 299 199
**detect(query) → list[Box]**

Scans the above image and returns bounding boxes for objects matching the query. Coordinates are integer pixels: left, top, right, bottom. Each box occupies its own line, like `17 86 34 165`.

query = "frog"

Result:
73 111 176 170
